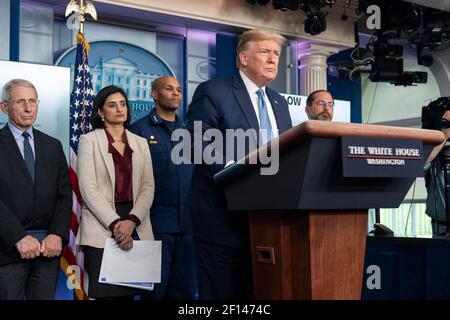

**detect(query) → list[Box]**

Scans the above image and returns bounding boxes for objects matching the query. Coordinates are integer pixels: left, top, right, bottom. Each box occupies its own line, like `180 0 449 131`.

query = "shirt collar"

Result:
104 128 133 155
104 128 128 144
8 122 34 141
149 107 182 126
239 70 266 96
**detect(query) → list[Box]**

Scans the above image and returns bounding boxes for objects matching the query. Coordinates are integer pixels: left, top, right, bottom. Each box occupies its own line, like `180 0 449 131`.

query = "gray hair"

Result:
1 79 38 103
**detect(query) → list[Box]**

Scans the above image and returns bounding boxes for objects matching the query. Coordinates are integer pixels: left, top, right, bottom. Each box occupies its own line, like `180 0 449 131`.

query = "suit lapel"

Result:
0 125 34 185
126 130 139 204
34 129 45 187
232 73 260 147
266 88 283 131
95 129 115 189
232 73 260 131
266 88 291 133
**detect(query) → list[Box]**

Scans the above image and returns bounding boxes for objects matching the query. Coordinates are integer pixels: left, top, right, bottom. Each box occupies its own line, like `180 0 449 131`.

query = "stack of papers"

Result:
99 238 162 290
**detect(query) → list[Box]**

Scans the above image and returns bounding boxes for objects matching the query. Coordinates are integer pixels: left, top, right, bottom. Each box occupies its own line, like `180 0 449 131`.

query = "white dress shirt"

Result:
239 70 279 139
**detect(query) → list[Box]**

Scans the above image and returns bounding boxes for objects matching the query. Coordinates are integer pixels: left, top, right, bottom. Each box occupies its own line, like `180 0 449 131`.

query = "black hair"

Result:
90 85 131 129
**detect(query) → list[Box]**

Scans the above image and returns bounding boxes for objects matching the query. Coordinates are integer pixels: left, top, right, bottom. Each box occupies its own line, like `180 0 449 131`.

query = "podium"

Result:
214 120 445 300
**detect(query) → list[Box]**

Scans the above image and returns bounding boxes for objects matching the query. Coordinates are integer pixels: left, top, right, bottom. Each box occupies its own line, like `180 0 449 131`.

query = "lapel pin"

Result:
149 135 158 144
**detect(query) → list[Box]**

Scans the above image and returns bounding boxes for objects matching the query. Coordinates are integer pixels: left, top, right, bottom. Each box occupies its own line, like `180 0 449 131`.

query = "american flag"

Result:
62 32 94 300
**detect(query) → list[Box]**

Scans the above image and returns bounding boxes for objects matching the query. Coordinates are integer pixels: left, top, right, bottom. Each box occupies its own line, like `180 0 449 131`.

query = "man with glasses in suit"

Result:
0 79 72 299
305 90 334 121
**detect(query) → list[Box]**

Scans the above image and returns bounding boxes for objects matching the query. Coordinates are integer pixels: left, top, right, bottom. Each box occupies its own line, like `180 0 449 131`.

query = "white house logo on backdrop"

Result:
55 41 175 123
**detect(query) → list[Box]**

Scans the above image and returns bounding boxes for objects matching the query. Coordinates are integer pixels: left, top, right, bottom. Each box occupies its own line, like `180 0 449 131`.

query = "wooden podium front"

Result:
248 210 368 299
214 121 445 300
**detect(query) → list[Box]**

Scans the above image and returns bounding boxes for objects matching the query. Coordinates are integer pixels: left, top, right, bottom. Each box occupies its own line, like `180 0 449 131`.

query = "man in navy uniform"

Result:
130 76 197 299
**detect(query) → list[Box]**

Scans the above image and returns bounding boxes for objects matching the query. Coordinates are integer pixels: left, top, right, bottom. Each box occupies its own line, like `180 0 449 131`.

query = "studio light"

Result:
304 12 326 36
301 0 331 36
369 57 401 83
272 0 299 11
248 0 334 36
246 0 271 5
417 44 434 67
397 71 427 86
369 56 427 86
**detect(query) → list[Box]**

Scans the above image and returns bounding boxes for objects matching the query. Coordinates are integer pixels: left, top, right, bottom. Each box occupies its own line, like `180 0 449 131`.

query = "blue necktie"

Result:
22 131 35 181
256 88 272 144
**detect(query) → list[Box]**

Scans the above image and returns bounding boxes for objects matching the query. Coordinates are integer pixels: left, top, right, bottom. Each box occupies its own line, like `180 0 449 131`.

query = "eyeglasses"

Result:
314 100 334 108
10 98 39 107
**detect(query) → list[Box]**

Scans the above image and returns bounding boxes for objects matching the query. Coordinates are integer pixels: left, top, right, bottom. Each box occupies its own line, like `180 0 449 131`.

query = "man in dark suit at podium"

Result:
0 79 72 299
186 29 292 299
305 89 334 121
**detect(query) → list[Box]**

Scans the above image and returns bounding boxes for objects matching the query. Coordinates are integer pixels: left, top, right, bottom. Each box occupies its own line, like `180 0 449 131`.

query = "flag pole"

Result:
64 0 97 300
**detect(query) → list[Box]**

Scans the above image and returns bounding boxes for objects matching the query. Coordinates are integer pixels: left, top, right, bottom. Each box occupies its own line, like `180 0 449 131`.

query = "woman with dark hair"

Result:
76 85 155 299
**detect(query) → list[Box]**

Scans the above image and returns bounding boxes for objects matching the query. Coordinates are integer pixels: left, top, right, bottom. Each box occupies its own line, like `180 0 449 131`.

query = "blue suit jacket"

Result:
185 73 292 247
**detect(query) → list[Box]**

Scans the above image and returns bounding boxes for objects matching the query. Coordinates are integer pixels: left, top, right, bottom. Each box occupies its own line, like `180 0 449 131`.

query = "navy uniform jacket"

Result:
0 125 72 266
185 73 292 247
129 109 193 233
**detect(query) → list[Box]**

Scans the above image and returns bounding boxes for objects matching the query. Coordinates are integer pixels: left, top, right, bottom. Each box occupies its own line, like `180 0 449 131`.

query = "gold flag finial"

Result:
65 0 97 35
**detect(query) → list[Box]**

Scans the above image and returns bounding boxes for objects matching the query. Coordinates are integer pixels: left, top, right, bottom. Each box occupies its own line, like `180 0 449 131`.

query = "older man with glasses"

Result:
305 89 335 121
0 79 72 299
